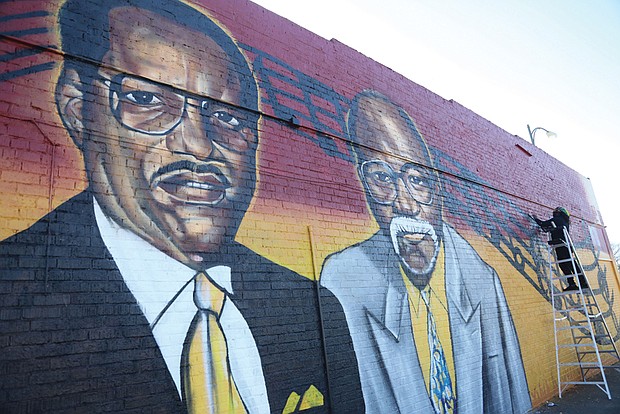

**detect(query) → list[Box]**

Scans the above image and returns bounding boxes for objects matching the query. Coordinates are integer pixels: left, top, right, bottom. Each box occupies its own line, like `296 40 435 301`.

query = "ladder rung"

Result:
556 309 600 317
575 350 617 355
573 334 607 340
561 381 607 385
553 290 585 297
552 274 579 280
566 319 590 332
559 362 602 367
558 307 585 313
558 325 589 331
559 344 595 349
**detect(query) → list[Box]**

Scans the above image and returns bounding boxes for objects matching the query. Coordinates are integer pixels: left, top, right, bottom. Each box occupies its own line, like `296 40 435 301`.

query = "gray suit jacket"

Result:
320 223 531 414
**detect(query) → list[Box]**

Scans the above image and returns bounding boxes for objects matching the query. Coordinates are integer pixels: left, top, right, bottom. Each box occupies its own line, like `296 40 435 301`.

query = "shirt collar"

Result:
93 197 233 326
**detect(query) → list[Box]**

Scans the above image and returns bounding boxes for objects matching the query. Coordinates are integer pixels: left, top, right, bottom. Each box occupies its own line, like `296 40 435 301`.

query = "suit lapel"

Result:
361 233 408 339
55 192 187 411
363 248 434 413
230 250 332 413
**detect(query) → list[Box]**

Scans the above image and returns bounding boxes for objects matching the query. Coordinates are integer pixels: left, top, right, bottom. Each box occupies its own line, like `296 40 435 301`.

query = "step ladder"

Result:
547 227 620 399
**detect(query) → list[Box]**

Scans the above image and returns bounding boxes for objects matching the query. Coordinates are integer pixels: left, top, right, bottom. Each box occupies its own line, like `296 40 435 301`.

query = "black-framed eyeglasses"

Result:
97 73 255 153
359 159 437 205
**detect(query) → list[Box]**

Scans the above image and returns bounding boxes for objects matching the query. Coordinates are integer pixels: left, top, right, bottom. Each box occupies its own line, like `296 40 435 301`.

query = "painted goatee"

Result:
390 216 440 277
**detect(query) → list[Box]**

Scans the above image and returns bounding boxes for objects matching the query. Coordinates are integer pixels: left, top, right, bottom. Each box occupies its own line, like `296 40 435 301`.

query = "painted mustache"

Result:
390 216 439 276
150 160 230 205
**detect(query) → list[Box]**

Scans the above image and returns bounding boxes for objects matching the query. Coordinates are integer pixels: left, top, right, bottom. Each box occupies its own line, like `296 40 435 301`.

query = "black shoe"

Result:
563 284 579 292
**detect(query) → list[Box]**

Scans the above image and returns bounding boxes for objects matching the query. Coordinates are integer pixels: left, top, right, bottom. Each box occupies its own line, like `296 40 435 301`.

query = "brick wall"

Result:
1 0 618 412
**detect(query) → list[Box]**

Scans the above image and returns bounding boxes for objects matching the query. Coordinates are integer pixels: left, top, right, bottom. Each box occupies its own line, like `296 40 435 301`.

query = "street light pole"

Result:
527 124 557 146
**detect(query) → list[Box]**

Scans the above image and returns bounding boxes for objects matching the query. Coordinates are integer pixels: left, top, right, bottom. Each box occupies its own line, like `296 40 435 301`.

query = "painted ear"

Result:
56 67 85 148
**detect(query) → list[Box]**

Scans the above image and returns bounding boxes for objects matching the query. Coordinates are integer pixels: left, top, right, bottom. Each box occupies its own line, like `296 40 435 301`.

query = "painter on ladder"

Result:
530 207 589 291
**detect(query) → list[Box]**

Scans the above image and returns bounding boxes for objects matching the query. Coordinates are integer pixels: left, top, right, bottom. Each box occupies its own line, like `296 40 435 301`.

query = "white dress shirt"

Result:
93 198 270 413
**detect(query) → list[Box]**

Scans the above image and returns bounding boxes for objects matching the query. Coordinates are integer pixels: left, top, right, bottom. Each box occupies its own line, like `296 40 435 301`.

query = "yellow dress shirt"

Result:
401 242 456 399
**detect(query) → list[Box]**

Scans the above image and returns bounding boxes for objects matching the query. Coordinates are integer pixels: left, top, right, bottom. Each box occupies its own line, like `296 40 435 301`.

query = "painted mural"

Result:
0 1 362 413
1 0 619 413
320 91 530 413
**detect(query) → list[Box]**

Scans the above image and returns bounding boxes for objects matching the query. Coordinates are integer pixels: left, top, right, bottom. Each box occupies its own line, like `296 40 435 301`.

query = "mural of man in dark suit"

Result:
0 1 362 413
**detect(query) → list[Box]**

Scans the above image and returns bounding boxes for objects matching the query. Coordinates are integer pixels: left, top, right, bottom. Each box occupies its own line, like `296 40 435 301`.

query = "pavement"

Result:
529 366 620 413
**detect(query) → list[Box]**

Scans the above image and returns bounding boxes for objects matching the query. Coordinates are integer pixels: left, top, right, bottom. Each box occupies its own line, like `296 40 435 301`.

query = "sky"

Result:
250 0 620 245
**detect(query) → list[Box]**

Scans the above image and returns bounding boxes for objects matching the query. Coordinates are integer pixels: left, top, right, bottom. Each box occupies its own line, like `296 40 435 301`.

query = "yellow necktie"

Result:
181 272 247 414
421 290 454 414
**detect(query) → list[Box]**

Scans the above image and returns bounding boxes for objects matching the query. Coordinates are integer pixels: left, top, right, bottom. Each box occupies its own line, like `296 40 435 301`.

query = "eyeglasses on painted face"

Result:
97 73 254 153
360 159 437 205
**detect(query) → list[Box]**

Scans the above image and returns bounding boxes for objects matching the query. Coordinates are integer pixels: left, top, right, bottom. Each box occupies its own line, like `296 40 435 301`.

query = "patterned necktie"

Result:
421 290 455 414
181 272 247 414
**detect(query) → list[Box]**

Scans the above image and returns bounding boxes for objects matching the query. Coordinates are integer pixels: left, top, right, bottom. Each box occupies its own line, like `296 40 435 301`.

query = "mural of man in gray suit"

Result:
320 90 531 414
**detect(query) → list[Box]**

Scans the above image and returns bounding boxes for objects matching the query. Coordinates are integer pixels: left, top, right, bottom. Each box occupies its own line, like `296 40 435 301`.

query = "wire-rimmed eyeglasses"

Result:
96 73 255 153
359 159 437 206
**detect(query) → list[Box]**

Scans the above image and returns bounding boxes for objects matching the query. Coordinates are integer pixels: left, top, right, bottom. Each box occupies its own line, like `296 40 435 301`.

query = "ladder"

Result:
547 227 620 399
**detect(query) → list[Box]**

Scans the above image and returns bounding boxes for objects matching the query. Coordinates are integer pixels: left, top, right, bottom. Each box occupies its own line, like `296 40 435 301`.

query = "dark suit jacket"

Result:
0 191 363 413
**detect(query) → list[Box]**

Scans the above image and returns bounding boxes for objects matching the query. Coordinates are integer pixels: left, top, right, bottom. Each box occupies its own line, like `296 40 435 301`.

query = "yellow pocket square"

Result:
282 385 324 413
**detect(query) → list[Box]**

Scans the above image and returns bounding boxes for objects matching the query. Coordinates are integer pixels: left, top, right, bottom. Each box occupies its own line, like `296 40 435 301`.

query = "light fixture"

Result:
527 124 557 146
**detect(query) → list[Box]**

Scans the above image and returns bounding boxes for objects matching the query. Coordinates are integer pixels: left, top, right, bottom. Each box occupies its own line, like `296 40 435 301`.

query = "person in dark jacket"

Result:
531 207 589 291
